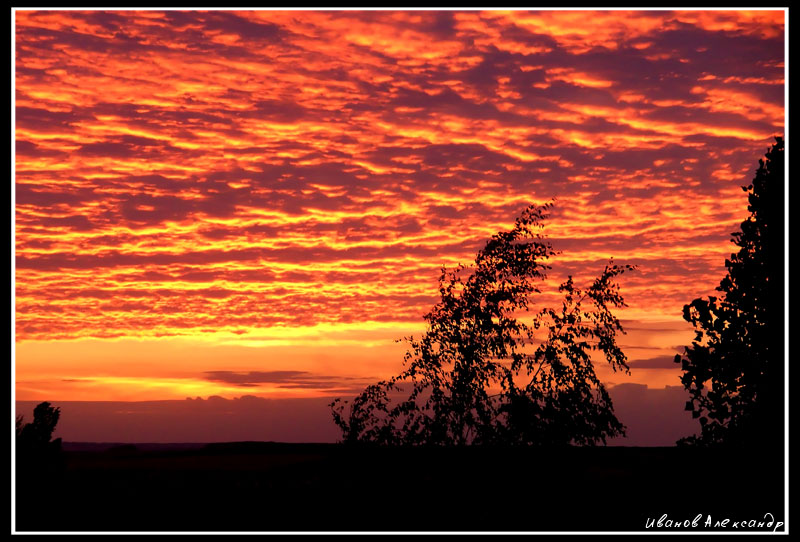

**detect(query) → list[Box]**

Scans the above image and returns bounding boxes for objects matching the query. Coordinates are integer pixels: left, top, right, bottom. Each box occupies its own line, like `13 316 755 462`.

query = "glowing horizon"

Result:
14 9 784 402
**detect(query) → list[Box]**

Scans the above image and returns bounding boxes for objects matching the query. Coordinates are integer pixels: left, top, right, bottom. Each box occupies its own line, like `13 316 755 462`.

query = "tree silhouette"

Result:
331 202 635 446
675 137 784 446
16 402 62 452
16 401 65 508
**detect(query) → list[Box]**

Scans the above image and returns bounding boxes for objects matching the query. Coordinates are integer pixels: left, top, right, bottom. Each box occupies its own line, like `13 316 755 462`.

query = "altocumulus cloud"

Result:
15 10 783 342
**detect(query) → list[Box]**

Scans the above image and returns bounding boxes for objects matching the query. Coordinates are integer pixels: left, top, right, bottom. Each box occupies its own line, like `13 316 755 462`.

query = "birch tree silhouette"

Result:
331 202 635 446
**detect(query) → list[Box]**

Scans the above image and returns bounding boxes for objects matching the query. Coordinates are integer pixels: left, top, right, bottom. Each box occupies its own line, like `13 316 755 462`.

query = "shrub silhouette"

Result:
331 202 635 445
675 137 784 447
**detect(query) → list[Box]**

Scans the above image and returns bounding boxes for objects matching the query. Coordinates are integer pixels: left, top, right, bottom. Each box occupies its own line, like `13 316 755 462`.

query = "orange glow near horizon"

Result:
14 9 784 402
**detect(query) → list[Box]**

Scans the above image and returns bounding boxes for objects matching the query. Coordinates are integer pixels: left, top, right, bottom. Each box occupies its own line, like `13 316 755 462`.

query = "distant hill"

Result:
16 384 697 446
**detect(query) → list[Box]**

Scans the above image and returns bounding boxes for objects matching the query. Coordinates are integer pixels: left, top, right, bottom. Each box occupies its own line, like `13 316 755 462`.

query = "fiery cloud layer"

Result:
14 10 784 401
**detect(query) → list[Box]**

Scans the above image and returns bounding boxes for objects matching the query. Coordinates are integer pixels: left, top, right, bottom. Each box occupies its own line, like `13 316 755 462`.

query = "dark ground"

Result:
14 443 786 532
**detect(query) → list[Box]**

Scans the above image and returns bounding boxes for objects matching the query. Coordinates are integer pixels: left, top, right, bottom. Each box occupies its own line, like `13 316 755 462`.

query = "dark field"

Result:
15 443 786 532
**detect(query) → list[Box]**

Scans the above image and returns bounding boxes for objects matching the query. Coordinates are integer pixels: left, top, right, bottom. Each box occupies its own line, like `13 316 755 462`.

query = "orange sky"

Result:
14 9 785 403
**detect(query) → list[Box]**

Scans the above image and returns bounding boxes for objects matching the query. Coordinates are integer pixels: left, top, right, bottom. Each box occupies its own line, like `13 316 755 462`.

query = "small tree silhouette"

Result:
675 137 784 446
331 202 635 445
16 402 65 530
16 401 64 482
17 402 62 451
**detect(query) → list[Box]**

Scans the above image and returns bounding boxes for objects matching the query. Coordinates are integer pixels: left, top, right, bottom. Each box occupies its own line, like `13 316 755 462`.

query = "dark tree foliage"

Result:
675 137 784 446
16 401 62 453
16 401 64 497
331 202 635 446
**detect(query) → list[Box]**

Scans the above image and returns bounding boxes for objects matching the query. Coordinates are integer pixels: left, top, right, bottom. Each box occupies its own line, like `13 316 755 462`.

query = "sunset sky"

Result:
13 10 785 441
